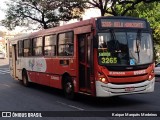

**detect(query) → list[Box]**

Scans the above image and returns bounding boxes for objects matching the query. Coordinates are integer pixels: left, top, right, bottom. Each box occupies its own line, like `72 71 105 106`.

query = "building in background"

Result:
0 37 6 58
2 32 14 58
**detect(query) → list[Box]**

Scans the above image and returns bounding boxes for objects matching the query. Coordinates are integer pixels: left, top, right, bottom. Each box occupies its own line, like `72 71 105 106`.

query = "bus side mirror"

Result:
93 35 98 48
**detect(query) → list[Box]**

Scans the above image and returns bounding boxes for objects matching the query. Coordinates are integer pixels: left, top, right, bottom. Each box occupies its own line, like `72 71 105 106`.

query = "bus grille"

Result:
108 74 148 84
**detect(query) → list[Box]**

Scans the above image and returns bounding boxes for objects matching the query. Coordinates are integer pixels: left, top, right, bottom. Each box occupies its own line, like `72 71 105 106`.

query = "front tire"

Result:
63 77 75 99
22 71 30 87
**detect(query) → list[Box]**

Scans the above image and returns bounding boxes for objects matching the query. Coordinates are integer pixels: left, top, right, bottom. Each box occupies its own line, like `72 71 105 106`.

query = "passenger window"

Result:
33 37 43 56
44 35 56 56
58 32 74 56
18 41 23 57
23 39 32 57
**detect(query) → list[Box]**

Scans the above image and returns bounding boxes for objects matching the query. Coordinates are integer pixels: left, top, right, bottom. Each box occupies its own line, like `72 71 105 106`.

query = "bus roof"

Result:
10 17 96 42
9 16 149 42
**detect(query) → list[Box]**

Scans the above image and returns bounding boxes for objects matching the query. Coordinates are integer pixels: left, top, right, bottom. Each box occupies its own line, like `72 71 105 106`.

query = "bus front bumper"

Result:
95 78 155 97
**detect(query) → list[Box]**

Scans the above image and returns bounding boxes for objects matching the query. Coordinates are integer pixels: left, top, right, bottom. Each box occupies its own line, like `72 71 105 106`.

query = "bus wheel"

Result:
63 77 74 99
22 71 30 87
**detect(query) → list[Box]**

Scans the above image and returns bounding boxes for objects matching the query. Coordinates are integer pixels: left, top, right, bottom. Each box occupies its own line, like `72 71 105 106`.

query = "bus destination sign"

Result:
100 19 146 29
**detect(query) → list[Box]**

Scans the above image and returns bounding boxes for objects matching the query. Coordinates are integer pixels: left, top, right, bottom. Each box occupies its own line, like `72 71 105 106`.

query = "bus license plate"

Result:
125 87 135 92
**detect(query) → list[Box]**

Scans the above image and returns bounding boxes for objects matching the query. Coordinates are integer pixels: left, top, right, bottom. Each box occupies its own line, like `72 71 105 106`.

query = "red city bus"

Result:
9 16 155 99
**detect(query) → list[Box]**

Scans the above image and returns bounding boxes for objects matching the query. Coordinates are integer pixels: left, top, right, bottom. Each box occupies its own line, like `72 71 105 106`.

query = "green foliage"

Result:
1 0 85 30
85 0 160 16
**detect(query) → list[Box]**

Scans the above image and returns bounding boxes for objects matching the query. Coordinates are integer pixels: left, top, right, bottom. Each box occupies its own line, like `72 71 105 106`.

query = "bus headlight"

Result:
149 75 152 79
99 77 106 81
149 71 154 80
98 72 108 83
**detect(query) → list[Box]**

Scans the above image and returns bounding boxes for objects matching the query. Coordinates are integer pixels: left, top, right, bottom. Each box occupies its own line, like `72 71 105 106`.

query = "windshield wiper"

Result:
110 29 120 52
136 30 141 63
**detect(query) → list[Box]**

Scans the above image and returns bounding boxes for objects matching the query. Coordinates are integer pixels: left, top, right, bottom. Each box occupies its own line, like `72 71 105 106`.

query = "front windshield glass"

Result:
98 31 153 66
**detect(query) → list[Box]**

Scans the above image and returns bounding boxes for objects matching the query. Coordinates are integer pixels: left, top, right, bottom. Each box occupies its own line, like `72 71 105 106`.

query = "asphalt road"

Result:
0 59 160 120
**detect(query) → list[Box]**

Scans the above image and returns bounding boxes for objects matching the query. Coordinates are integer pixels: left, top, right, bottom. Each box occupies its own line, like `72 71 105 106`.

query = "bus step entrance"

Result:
79 88 91 94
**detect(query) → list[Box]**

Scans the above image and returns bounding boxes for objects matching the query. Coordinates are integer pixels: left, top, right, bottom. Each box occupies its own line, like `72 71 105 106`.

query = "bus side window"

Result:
23 39 32 57
58 32 74 56
9 44 12 58
18 40 23 57
33 37 43 56
44 35 56 56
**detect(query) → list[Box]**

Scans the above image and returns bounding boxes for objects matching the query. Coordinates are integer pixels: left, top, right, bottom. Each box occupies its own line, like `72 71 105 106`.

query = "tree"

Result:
1 0 85 30
86 0 160 16
116 2 160 42
114 2 160 61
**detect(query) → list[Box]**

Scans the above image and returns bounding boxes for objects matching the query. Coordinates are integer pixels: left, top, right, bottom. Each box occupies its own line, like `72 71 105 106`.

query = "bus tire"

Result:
63 76 75 99
22 70 30 87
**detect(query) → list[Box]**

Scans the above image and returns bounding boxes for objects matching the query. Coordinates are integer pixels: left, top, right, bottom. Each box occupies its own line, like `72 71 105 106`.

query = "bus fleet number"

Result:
101 57 117 64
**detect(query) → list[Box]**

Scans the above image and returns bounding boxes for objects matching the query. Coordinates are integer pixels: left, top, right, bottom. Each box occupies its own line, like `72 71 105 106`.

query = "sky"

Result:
0 0 9 32
0 0 8 21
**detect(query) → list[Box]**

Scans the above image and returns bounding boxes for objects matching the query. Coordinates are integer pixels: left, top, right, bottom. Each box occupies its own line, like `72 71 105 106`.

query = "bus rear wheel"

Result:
22 71 30 87
63 77 74 99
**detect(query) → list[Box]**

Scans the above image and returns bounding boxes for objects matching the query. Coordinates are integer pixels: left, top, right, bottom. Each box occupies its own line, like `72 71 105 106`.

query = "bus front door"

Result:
78 33 93 94
12 44 17 78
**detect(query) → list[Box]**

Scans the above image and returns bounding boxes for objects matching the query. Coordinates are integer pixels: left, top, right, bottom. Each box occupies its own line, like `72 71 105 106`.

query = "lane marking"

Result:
0 69 10 72
56 101 84 111
0 68 9 69
3 84 10 87
0 84 10 87
0 73 7 74
0 71 10 73
0 72 10 74
0 69 10 74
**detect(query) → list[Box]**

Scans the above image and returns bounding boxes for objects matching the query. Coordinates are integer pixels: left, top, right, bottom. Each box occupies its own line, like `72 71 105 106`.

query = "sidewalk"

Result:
0 58 9 66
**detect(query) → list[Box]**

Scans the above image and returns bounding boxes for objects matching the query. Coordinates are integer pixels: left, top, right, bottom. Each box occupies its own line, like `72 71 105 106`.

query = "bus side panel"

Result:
9 58 14 78
45 58 77 89
26 58 62 89
27 71 36 82
44 58 62 88
39 73 50 86
16 59 22 80
50 75 62 89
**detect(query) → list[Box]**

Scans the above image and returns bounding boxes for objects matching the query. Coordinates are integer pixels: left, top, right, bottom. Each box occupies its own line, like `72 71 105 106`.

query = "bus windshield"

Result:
98 30 153 66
